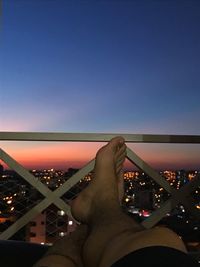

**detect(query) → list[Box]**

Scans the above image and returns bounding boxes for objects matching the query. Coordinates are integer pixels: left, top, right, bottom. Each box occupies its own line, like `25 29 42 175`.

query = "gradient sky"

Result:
1 0 200 170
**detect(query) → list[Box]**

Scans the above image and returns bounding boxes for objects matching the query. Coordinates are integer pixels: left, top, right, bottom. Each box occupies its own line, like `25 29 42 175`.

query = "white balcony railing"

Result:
0 132 200 241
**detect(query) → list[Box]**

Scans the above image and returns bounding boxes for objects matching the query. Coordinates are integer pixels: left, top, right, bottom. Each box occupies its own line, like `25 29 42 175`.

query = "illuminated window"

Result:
59 232 66 237
58 210 65 216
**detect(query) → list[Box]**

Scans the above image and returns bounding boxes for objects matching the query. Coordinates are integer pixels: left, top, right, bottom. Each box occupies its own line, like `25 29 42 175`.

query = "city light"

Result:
59 232 66 237
58 210 65 216
0 164 199 250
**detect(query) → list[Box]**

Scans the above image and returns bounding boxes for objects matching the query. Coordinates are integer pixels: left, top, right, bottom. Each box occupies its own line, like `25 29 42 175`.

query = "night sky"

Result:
1 0 200 170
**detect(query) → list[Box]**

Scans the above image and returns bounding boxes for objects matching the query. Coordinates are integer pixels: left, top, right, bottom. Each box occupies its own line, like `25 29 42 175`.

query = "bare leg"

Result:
33 255 76 267
71 137 143 267
71 137 187 267
33 224 88 267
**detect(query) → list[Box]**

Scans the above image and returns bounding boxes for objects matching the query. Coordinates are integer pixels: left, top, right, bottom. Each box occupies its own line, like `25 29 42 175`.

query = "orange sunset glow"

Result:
0 142 104 170
1 141 200 171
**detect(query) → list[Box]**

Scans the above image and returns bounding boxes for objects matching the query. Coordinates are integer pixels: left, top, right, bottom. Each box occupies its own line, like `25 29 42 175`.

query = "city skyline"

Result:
1 0 200 170
1 145 200 171
1 163 198 246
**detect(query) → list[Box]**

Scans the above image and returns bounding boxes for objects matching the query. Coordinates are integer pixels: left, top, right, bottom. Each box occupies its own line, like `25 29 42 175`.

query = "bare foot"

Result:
71 136 126 224
117 170 125 204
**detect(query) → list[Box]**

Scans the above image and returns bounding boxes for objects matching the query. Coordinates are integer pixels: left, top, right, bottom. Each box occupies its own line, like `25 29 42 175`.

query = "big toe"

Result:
109 136 125 152
96 137 124 158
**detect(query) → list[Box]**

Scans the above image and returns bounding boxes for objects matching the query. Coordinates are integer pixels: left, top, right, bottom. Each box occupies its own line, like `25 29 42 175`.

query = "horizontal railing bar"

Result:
0 131 200 240
1 132 200 143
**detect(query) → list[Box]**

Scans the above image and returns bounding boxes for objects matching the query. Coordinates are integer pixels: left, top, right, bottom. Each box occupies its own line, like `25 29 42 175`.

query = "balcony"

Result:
0 131 200 261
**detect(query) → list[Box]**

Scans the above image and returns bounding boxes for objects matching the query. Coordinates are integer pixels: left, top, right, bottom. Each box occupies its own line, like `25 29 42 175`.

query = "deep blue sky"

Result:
1 0 200 169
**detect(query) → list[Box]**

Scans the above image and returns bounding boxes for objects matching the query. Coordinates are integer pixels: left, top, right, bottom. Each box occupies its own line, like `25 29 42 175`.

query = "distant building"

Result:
27 212 46 244
134 189 154 210
26 205 78 245
176 170 188 184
